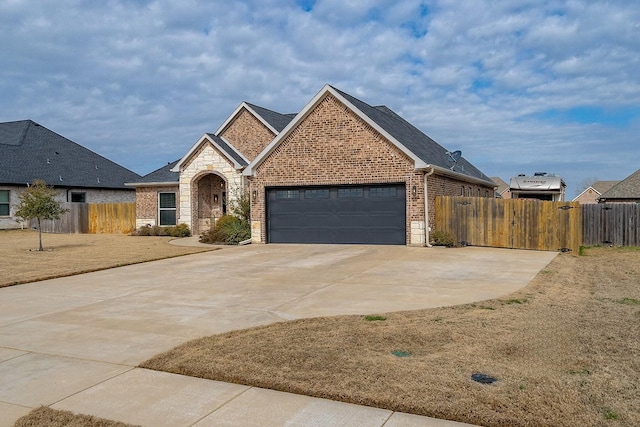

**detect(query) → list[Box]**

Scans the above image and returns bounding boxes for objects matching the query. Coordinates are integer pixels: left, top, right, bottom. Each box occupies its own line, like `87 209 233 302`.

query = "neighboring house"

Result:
133 84 496 245
0 120 140 229
598 169 640 203
491 177 511 199
572 181 619 204
509 172 566 201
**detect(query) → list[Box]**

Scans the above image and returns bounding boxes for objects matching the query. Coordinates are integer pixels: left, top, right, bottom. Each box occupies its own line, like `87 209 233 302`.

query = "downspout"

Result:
423 166 435 247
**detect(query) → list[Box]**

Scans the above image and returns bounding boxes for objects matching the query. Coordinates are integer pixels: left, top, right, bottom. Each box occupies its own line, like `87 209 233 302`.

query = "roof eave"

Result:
125 181 179 187
420 164 497 187
244 85 426 176
214 102 279 137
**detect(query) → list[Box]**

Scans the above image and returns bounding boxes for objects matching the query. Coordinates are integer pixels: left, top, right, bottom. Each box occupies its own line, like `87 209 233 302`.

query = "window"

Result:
305 189 329 199
71 192 86 203
0 190 9 216
337 188 363 198
159 192 177 226
461 186 465 196
276 190 299 199
370 187 397 198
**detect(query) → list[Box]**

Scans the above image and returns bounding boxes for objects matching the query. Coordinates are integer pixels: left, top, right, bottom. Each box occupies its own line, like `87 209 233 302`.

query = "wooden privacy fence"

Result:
32 202 136 234
582 203 640 246
435 196 582 253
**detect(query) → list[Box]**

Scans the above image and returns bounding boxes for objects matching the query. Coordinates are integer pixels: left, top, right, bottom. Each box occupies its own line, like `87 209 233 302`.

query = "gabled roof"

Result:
0 120 140 188
171 133 249 173
491 177 510 194
126 160 179 186
572 180 620 201
243 84 494 186
599 169 640 200
214 102 295 136
591 180 620 195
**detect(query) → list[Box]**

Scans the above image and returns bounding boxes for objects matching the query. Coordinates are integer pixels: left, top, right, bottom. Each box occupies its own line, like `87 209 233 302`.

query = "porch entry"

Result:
195 173 226 233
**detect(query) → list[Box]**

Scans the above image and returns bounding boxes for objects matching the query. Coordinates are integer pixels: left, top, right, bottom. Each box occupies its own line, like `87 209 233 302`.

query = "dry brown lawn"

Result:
14 407 139 427
142 247 640 427
0 229 214 288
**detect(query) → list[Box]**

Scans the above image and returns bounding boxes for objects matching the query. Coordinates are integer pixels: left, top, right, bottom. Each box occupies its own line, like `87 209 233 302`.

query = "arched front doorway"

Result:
192 173 226 234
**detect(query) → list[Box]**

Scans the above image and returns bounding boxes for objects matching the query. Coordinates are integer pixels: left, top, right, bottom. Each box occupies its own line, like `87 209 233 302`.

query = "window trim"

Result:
0 190 9 217
71 192 86 203
158 192 177 226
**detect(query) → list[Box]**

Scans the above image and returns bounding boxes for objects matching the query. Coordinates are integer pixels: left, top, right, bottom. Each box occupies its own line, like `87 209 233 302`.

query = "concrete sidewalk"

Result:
0 244 556 426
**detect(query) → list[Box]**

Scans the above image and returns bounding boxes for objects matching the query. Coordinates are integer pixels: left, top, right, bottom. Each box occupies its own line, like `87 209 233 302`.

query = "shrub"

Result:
134 224 191 237
431 230 456 247
200 214 250 245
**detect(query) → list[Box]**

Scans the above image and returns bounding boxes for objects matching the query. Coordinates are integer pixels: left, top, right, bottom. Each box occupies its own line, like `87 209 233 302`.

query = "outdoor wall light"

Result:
252 190 257 199
214 195 218 203
411 185 417 198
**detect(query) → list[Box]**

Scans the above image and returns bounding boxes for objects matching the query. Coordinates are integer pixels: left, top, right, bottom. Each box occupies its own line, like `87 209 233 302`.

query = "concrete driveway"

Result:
0 244 556 426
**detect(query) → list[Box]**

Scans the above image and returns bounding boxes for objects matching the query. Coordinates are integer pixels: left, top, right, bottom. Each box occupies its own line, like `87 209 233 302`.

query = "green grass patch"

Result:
617 297 640 305
364 315 386 321
604 408 619 420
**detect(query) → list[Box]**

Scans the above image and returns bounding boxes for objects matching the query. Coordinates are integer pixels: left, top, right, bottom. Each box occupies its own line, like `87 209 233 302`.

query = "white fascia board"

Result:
214 102 278 137
572 186 599 201
218 135 250 165
171 134 242 172
171 134 210 172
244 84 426 176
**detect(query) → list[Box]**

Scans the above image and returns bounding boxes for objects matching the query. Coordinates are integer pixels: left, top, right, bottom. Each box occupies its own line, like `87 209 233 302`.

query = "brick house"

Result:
598 169 640 203
0 120 140 229
572 180 619 204
131 84 495 245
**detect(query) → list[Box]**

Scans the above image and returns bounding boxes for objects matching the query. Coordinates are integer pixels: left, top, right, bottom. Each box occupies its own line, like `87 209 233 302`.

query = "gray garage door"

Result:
267 184 406 244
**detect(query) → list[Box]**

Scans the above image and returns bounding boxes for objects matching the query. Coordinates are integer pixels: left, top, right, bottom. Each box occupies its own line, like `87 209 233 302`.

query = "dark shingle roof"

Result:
129 160 180 184
599 169 640 199
0 120 140 188
330 87 493 184
245 103 295 133
206 134 249 167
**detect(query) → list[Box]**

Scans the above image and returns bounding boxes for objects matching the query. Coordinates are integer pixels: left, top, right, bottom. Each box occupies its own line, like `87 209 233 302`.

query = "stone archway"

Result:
191 173 227 234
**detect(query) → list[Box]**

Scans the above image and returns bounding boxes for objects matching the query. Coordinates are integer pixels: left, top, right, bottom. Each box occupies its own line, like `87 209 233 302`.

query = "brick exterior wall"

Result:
250 93 421 245
248 93 494 245
574 188 600 204
219 108 276 162
134 185 179 228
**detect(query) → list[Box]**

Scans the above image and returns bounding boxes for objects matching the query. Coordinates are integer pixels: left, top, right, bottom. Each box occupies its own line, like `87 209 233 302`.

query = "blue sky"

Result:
1 0 639 197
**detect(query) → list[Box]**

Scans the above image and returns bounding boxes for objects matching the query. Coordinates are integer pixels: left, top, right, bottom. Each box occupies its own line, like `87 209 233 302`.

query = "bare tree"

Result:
575 177 598 197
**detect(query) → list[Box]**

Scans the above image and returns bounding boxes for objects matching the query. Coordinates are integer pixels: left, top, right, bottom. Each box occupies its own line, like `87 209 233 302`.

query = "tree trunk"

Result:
37 217 43 251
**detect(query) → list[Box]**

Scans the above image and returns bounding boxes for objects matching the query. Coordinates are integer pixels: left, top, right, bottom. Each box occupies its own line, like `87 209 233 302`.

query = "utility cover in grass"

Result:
471 373 497 384
391 350 411 357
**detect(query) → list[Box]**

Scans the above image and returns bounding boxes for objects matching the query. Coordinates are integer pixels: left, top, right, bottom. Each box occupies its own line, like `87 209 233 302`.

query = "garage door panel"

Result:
267 184 406 244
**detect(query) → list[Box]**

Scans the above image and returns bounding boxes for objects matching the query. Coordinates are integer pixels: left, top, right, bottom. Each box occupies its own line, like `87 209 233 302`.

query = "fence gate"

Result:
435 196 582 253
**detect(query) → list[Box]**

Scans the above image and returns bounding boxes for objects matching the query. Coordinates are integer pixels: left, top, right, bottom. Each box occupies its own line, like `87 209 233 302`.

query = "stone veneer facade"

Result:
248 93 494 245
178 142 245 234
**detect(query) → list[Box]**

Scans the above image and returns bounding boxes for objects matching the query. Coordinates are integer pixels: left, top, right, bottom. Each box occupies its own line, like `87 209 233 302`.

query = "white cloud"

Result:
0 0 638 195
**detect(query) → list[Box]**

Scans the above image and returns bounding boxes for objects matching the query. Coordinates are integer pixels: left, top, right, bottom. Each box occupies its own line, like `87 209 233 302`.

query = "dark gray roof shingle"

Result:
130 160 180 184
0 120 140 188
331 87 493 184
245 103 295 133
599 169 640 199
206 134 249 167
